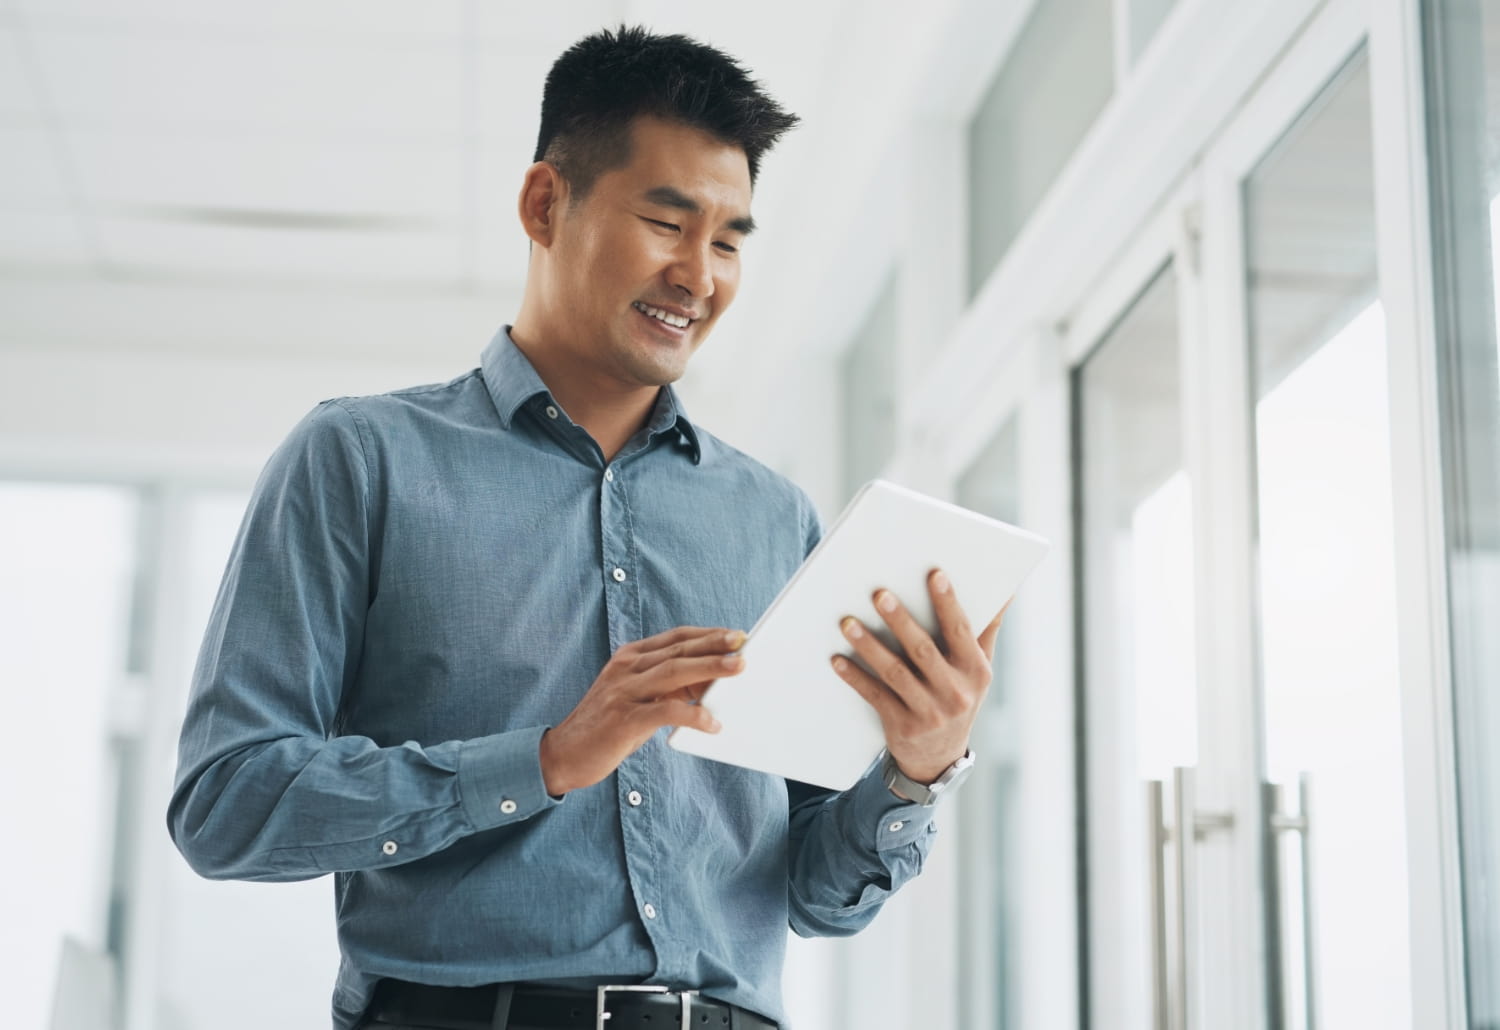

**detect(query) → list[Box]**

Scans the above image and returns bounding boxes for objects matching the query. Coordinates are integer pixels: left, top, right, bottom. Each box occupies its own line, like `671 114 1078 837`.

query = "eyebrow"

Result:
642 185 756 236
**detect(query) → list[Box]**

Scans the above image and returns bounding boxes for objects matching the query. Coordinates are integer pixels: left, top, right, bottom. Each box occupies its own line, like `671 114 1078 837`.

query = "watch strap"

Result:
880 749 975 806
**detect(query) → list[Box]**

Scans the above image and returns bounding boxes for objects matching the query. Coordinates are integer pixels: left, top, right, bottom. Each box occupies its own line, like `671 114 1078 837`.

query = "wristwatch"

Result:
880 749 976 806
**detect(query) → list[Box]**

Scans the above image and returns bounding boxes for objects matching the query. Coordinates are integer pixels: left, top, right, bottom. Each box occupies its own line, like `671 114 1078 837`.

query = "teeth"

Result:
634 302 690 328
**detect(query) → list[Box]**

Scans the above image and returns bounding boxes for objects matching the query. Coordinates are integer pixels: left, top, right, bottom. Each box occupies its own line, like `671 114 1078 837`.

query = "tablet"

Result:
667 479 1050 790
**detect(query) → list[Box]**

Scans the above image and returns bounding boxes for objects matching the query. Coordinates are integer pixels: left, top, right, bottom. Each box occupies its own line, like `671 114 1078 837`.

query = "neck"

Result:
508 326 660 463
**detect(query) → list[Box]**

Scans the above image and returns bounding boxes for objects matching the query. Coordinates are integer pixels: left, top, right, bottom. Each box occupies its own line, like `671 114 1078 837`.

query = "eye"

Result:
713 241 739 255
643 217 680 232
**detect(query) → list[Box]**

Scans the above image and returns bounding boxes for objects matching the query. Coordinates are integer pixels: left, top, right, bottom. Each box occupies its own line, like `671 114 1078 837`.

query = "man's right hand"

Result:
537 626 746 796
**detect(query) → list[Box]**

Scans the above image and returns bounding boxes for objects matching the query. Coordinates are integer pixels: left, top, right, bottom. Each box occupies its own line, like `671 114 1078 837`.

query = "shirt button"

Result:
499 799 518 815
888 821 905 833
627 790 643 807
545 405 559 419
381 840 398 856
605 467 615 482
612 567 627 582
643 903 657 920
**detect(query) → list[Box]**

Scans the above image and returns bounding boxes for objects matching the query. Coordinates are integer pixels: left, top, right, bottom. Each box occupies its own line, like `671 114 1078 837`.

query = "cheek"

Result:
713 268 741 311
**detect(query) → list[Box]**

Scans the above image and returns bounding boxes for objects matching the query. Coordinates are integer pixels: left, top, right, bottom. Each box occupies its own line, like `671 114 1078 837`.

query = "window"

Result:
0 483 139 1029
840 272 900 503
968 0 1115 297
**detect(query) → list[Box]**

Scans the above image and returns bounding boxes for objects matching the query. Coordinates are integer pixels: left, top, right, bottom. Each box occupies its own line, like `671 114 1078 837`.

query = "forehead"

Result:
606 116 753 208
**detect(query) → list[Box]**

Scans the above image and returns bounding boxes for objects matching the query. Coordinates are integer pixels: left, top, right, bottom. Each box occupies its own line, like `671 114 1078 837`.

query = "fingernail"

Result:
722 654 744 671
725 630 747 649
932 569 951 593
707 716 722 732
841 617 864 639
875 591 897 613
831 656 848 673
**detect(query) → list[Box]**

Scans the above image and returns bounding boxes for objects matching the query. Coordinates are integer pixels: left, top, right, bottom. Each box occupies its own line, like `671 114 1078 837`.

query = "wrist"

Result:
537 729 575 798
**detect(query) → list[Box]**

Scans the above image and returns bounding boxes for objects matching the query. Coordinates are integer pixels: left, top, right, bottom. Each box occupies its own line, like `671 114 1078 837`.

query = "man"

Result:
169 26 1002 1030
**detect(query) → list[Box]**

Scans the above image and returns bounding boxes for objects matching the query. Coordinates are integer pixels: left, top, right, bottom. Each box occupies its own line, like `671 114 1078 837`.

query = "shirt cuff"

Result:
457 725 562 831
844 761 935 852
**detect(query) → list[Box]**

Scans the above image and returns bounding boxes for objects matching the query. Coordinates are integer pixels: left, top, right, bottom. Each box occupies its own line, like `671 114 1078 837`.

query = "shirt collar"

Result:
480 326 702 465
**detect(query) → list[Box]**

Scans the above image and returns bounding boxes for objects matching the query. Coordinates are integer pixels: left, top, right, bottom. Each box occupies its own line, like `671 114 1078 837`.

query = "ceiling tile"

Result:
0 212 92 266
0 23 45 121
66 128 464 219
92 215 460 284
0 126 74 205
17 1 463 40
474 3 624 58
30 26 465 137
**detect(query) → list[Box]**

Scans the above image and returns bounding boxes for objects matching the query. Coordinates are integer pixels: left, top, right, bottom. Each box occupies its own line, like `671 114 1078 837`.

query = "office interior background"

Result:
2 0 1498 1027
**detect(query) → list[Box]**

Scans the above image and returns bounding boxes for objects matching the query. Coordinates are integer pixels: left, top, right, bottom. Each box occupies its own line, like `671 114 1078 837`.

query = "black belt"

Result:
365 979 778 1030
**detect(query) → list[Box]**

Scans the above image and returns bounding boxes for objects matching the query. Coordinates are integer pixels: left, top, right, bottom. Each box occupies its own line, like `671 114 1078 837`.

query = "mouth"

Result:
632 301 696 331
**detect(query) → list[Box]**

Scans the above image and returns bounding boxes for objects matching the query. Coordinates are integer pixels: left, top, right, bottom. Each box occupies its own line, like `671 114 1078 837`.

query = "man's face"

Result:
544 116 754 389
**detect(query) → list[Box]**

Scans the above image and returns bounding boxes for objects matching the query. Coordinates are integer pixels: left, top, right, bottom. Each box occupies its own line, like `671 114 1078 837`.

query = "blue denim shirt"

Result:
168 328 936 1028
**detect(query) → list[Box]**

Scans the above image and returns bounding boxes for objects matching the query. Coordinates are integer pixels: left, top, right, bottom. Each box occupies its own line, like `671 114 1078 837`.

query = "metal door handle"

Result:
1146 768 1234 1030
1264 775 1316 1030
1147 780 1170 1030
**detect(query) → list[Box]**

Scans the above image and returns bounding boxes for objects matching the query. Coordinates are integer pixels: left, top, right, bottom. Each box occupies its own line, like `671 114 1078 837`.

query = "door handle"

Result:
1264 775 1316 1030
1147 768 1234 1030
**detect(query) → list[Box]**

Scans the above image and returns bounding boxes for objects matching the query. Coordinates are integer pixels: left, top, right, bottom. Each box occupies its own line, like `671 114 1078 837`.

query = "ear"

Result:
517 161 567 248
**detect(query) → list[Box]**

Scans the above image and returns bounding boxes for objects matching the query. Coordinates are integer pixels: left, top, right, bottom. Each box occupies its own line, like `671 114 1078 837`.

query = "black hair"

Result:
534 25 799 198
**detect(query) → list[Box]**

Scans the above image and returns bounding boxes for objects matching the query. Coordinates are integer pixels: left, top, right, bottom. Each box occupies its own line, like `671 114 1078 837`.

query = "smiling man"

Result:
168 26 998 1030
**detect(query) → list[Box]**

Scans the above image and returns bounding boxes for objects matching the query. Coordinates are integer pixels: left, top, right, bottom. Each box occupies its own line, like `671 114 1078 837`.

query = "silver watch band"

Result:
880 748 975 806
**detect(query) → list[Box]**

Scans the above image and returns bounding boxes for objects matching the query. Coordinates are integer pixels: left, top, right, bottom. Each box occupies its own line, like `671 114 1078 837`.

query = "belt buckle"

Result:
595 984 694 1030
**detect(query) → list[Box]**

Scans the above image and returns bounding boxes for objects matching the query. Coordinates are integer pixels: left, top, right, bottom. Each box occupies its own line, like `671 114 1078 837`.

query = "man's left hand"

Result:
830 568 1008 787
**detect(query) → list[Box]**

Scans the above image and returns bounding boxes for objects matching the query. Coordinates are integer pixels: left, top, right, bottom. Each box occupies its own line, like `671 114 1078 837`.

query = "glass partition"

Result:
955 416 1020 1030
0 483 139 1030
1421 2 1500 1025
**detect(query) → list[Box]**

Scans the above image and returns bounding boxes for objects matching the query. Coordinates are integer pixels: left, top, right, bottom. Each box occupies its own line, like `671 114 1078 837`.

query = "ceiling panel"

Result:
0 212 92 266
65 128 464 217
29 27 465 136
0 126 73 206
0 24 45 121
91 215 460 283
17 1 464 40
474 2 625 58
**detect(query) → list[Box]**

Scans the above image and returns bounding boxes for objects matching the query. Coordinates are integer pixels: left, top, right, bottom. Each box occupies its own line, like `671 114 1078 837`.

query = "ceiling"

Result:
0 0 850 369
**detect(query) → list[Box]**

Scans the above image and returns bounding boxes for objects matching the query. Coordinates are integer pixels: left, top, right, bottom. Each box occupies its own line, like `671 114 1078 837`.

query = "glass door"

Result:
1243 49 1411 1030
1077 259 1214 1030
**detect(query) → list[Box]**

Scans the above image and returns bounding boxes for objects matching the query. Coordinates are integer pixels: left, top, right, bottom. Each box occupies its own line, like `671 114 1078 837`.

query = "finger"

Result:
927 569 986 671
829 653 904 718
630 627 747 673
839 615 924 709
978 599 1012 662
654 698 723 734
629 651 746 698
870 586 951 686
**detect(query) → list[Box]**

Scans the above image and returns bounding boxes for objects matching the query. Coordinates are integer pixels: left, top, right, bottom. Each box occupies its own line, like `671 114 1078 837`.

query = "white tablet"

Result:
667 479 1050 790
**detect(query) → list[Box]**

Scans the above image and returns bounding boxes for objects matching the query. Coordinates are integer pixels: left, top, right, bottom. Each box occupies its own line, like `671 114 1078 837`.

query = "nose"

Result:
669 239 715 299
